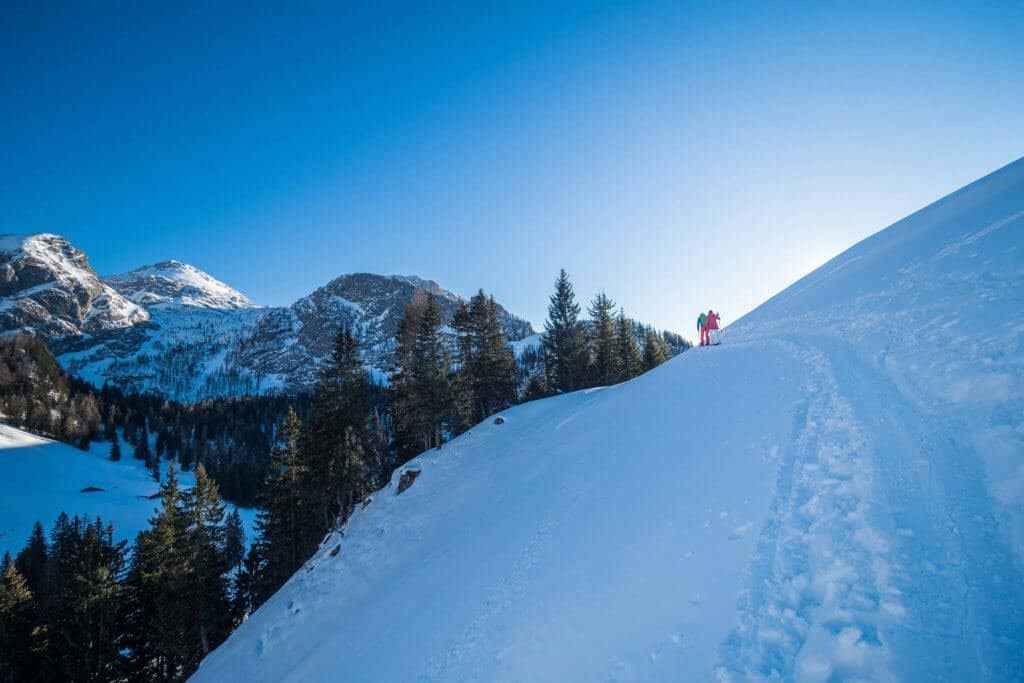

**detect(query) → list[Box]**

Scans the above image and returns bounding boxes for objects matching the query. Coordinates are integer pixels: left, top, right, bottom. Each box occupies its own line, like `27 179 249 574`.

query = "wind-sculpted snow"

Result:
193 158 1024 682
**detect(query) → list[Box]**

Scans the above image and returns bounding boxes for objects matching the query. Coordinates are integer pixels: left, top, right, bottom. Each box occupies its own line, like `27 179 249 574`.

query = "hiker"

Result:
706 309 721 345
697 311 707 346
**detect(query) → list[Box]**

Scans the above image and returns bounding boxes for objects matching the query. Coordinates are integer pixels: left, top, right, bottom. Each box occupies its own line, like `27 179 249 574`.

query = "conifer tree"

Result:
542 269 589 393
181 464 232 661
124 464 192 681
253 408 308 604
14 521 48 596
224 508 246 575
643 327 671 371
39 516 128 680
453 291 517 427
614 311 643 382
0 556 37 682
392 293 455 458
303 327 373 535
588 292 617 386
110 434 122 461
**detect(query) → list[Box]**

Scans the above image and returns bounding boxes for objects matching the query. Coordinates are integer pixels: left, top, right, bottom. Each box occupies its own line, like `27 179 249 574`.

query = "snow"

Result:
193 157 1024 681
0 423 257 558
0 233 149 330
510 332 542 357
106 259 256 310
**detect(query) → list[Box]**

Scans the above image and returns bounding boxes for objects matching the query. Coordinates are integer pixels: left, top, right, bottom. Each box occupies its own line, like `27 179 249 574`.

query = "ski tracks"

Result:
718 340 902 682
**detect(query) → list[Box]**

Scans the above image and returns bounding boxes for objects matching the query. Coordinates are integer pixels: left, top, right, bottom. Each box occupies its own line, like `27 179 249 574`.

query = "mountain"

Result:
105 260 255 310
0 233 148 338
191 158 1024 682
0 238 537 400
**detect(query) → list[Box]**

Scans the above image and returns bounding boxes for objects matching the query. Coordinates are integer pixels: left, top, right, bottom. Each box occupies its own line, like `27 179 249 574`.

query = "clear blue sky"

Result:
3 2 1022 333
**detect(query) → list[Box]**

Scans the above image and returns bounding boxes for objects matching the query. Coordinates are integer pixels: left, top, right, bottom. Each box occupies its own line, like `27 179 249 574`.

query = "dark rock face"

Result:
396 469 421 495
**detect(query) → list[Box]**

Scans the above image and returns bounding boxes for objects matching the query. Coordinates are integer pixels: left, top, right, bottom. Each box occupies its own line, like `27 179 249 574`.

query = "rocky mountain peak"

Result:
106 260 255 310
0 233 149 338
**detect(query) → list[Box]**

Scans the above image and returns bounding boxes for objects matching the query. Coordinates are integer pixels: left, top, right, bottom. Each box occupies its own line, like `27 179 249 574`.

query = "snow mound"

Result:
193 158 1024 681
106 259 256 310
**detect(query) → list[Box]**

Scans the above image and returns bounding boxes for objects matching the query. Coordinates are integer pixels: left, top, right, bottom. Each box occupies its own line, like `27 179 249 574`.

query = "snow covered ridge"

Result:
105 259 256 310
1 235 536 400
192 157 1024 682
0 233 149 337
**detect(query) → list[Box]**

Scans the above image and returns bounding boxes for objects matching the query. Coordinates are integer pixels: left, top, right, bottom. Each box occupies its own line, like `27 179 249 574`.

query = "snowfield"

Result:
193 158 1024 682
0 423 256 559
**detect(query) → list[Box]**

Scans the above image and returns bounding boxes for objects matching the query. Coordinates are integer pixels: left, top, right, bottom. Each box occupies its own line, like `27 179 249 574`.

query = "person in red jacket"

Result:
706 309 721 345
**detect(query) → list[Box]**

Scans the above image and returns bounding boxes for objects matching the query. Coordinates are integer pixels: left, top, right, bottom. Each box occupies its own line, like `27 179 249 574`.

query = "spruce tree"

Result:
0 556 37 682
392 293 455 459
303 327 373 536
588 292 617 386
124 464 192 681
614 311 643 382
14 521 48 596
253 408 307 604
643 327 671 371
224 508 246 575
39 516 128 681
453 291 517 427
109 435 122 462
181 464 232 662
542 269 589 393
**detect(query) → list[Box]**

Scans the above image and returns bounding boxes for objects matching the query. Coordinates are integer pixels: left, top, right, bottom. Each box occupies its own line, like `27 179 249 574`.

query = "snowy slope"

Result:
0 423 256 558
193 157 1024 682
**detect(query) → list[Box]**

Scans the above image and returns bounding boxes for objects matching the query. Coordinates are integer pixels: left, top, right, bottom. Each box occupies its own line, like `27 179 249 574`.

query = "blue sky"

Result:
3 2 1022 332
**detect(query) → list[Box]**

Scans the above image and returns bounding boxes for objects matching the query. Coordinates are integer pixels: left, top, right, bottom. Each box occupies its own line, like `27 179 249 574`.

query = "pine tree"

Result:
542 269 589 393
38 516 128 681
588 291 617 386
392 293 455 459
181 464 232 663
0 556 37 682
453 291 517 428
643 327 671 371
253 408 308 605
109 435 122 462
124 464 192 681
14 521 48 596
303 327 373 536
224 509 246 575
614 311 643 382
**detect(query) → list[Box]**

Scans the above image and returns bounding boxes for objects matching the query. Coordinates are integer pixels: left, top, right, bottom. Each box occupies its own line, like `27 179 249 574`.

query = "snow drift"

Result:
193 158 1024 682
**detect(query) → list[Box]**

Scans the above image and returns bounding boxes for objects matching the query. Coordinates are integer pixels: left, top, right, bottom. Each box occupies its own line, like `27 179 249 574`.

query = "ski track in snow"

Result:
717 339 900 682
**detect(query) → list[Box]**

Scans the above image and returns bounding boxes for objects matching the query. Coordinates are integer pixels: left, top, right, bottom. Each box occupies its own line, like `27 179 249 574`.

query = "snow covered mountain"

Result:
0 233 149 338
192 157 1024 682
0 237 535 400
105 260 255 310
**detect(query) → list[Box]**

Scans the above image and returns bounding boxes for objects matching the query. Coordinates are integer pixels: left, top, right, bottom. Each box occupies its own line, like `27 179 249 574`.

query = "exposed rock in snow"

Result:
0 233 148 337
106 259 256 310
